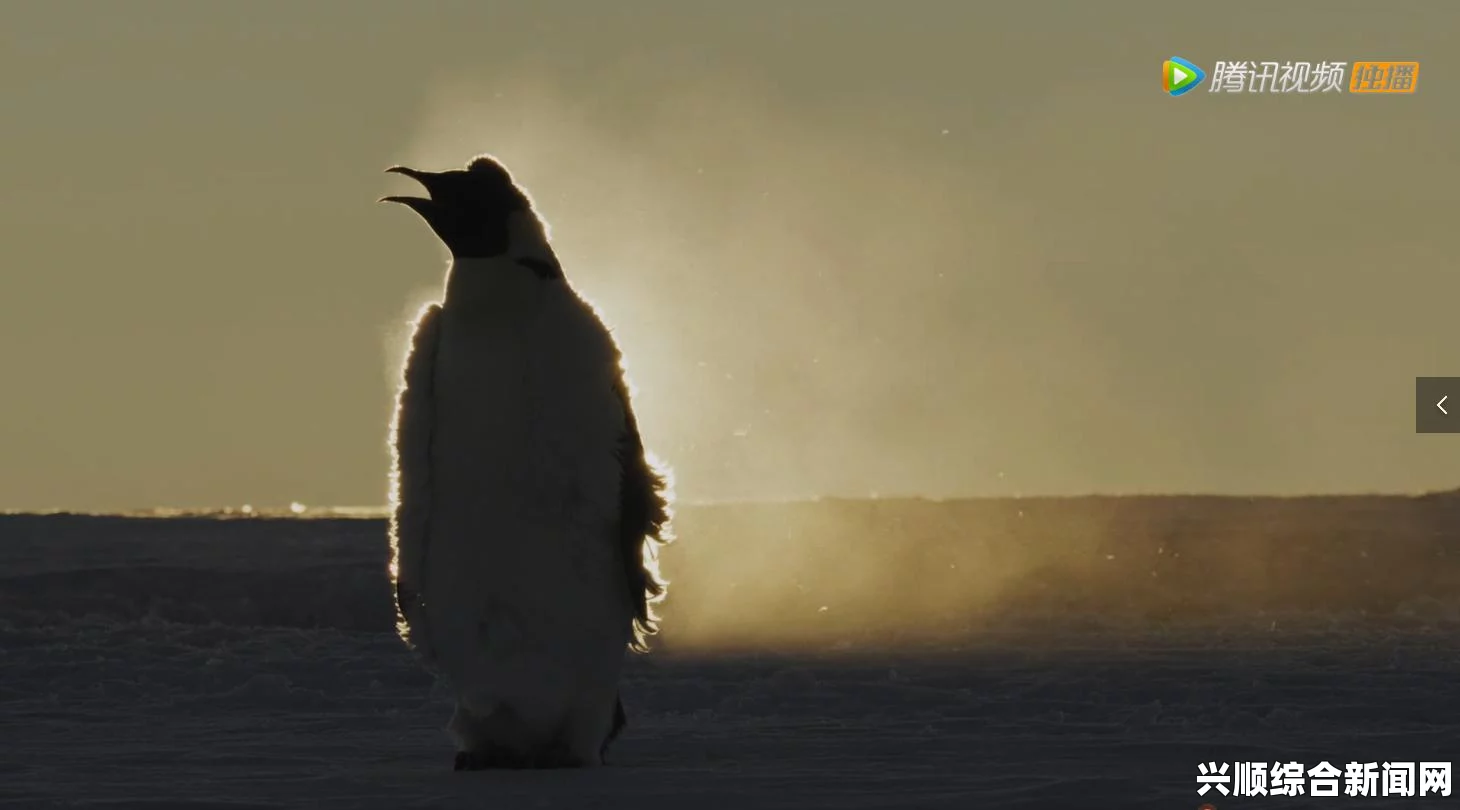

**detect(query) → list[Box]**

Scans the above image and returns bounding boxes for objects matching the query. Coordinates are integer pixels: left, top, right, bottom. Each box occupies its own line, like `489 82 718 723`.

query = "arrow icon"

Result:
1439 395 1449 415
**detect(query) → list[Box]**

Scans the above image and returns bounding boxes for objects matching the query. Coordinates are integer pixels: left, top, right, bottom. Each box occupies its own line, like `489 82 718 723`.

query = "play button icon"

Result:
1163 56 1206 96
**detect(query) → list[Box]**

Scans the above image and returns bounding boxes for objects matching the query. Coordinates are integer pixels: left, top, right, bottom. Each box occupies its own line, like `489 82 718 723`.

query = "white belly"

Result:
419 284 632 741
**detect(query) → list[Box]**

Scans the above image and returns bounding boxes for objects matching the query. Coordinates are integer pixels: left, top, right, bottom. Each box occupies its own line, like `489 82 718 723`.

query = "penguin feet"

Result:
453 743 590 771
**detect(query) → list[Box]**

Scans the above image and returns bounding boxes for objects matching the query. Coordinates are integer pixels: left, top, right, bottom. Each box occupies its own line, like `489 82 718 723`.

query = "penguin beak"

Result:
378 195 436 220
380 166 458 249
378 165 439 208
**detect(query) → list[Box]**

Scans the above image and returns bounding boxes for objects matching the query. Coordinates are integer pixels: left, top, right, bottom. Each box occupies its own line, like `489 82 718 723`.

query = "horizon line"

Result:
4 487 1460 518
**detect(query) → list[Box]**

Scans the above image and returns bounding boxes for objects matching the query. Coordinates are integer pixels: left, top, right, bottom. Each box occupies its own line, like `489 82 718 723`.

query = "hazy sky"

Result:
1 0 1456 511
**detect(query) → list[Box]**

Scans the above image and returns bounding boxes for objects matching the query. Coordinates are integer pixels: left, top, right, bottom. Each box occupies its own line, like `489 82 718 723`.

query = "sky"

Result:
1 0 1457 511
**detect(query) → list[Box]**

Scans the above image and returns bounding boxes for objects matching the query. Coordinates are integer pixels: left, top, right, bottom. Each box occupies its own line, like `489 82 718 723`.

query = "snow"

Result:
5 496 1460 808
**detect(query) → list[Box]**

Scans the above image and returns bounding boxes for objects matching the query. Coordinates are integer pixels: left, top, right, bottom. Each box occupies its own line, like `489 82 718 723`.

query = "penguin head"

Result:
380 155 534 258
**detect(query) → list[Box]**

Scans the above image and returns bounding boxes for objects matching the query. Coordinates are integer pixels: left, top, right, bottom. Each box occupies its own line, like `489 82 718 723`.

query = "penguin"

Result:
382 154 672 770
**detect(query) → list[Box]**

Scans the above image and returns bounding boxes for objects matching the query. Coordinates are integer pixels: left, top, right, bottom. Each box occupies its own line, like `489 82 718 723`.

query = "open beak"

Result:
378 165 439 206
379 165 457 249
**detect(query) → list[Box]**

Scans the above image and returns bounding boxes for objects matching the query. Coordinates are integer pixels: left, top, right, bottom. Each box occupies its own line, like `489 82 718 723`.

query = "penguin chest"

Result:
431 307 623 529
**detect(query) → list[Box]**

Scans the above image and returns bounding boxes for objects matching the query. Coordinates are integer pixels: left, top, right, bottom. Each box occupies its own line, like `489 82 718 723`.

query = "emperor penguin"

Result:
381 155 672 770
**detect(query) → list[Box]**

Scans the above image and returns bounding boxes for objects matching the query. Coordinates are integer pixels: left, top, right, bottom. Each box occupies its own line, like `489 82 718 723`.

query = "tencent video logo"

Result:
1163 56 1206 96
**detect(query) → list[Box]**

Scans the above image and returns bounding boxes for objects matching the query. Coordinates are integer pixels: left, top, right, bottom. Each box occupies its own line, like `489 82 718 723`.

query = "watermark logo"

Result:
1163 56 1206 96
1165 60 1421 94
1198 760 1452 797
1209 61 1348 93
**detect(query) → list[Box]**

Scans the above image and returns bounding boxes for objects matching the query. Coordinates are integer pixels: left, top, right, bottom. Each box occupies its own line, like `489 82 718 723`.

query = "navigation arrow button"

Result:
1418 378 1460 433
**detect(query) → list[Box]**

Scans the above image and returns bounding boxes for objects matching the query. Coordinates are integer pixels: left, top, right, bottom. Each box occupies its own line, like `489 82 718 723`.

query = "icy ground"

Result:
4 507 1460 809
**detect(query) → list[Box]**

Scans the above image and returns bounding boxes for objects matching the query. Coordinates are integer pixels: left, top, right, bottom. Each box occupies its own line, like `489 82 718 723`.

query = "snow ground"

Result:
4 505 1460 809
